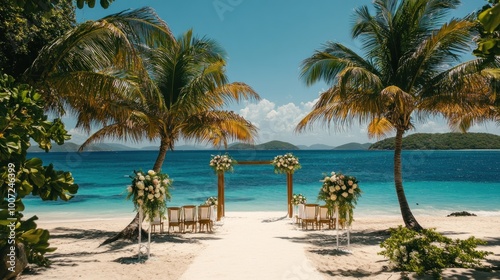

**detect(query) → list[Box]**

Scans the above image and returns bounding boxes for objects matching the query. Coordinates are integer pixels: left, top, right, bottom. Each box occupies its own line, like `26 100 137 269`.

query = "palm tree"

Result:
26 8 260 242
296 0 499 231
79 29 259 172
83 30 259 244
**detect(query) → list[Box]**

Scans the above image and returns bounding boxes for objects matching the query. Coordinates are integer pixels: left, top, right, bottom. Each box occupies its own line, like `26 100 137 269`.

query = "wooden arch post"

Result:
217 171 224 221
287 172 293 218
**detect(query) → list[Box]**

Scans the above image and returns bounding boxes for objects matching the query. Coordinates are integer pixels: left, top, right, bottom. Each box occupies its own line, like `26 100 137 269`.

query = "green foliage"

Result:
379 226 491 278
474 0 500 58
76 0 115 9
0 73 78 266
369 133 500 150
0 0 75 80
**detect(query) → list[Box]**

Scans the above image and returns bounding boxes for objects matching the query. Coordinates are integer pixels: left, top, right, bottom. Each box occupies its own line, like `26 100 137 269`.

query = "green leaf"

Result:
478 4 500 33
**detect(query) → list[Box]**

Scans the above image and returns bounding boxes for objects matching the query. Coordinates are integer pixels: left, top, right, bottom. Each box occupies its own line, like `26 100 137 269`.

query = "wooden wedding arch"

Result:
216 160 295 221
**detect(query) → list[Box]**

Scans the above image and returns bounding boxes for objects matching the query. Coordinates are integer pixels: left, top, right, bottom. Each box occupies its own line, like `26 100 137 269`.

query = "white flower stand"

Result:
138 208 151 260
335 205 351 251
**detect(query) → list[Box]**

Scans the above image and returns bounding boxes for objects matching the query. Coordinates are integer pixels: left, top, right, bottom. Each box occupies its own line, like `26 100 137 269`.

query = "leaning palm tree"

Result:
78 29 260 171
83 29 260 244
296 0 499 231
26 8 259 242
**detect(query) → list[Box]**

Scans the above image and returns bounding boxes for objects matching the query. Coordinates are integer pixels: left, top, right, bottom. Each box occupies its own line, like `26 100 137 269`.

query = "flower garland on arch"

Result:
209 154 236 173
272 153 301 174
126 170 172 222
318 171 361 225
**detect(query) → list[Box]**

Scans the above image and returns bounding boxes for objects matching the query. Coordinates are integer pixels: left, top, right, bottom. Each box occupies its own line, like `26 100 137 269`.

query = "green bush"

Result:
379 226 491 278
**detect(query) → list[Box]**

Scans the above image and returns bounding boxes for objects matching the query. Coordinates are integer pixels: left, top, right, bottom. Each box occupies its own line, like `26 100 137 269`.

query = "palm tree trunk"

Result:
153 138 169 172
100 138 170 246
394 128 423 231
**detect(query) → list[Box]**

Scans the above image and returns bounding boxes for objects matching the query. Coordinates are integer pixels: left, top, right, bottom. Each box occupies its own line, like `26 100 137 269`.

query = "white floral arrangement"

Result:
126 170 172 222
318 171 361 224
205 196 218 206
272 153 301 174
291 193 307 205
209 154 236 173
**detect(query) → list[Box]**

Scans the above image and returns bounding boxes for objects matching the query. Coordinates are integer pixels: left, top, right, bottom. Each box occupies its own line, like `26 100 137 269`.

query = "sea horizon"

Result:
23 149 500 222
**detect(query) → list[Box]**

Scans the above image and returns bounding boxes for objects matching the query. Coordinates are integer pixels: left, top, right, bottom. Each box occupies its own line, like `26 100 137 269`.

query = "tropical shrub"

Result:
0 73 78 269
379 226 491 278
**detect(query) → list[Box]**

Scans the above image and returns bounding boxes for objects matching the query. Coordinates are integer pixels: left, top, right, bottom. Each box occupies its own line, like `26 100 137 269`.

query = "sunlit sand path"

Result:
179 212 324 280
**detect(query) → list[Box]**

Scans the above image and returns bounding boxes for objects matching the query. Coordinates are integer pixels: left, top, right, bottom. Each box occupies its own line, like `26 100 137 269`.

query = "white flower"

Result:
352 184 357 189
330 171 336 176
348 189 354 194
330 177 336 182
329 186 335 192
330 194 337 201
137 199 143 205
139 175 145 181
148 194 154 200
335 185 341 191
153 178 159 185
136 181 145 189
348 180 353 186
322 187 327 192
342 192 348 198
160 187 165 193
163 179 170 185
145 175 151 180
126 186 133 193
147 170 156 176
148 186 153 191
154 193 160 198
341 185 347 190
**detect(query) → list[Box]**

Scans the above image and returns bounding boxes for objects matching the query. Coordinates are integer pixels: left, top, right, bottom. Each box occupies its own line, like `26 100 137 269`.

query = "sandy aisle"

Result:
180 212 323 280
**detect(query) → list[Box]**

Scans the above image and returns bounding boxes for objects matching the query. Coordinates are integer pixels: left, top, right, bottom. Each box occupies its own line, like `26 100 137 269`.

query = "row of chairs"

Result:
296 204 337 230
151 205 217 233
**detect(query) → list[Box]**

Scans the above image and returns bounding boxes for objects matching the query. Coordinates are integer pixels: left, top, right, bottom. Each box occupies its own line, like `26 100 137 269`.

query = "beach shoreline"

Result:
16 211 500 280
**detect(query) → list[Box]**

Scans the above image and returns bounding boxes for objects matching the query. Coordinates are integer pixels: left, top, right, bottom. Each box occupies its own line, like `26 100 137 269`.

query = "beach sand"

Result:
17 212 500 280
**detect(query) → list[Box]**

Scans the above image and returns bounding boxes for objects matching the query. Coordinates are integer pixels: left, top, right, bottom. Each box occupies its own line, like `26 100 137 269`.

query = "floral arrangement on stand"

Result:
272 153 301 174
318 171 361 225
291 193 307 205
205 196 218 206
126 170 172 222
209 154 236 173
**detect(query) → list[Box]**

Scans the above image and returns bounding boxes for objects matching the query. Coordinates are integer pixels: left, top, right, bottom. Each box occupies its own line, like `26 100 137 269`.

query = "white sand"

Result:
17 212 500 280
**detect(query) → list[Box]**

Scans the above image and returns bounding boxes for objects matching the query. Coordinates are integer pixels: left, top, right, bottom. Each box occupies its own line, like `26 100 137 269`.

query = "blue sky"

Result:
69 1 499 148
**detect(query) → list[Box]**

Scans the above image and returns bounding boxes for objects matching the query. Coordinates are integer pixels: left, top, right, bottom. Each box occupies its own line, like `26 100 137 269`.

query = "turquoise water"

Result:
23 150 500 220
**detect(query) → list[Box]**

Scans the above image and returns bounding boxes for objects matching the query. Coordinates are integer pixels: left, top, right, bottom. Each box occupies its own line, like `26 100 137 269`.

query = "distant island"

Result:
28 132 500 152
369 132 500 150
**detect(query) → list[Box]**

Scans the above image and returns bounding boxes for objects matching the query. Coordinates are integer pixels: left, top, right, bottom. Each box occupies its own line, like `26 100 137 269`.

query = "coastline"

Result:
19 211 500 280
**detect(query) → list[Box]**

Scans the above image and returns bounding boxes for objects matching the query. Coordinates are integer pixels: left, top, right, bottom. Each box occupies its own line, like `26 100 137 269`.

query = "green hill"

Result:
369 133 500 150
28 142 136 152
228 140 299 150
333 142 372 150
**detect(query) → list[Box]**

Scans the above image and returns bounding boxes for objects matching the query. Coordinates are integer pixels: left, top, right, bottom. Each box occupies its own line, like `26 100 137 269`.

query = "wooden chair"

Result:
198 205 213 232
301 204 319 230
167 207 182 233
151 213 164 233
317 205 332 230
182 205 197 233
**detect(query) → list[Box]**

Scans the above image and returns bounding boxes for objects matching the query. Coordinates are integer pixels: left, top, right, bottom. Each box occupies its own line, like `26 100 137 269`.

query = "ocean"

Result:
23 149 500 221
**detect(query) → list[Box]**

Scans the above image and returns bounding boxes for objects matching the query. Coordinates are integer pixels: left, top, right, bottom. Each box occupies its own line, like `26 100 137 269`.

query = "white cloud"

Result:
238 98 372 147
